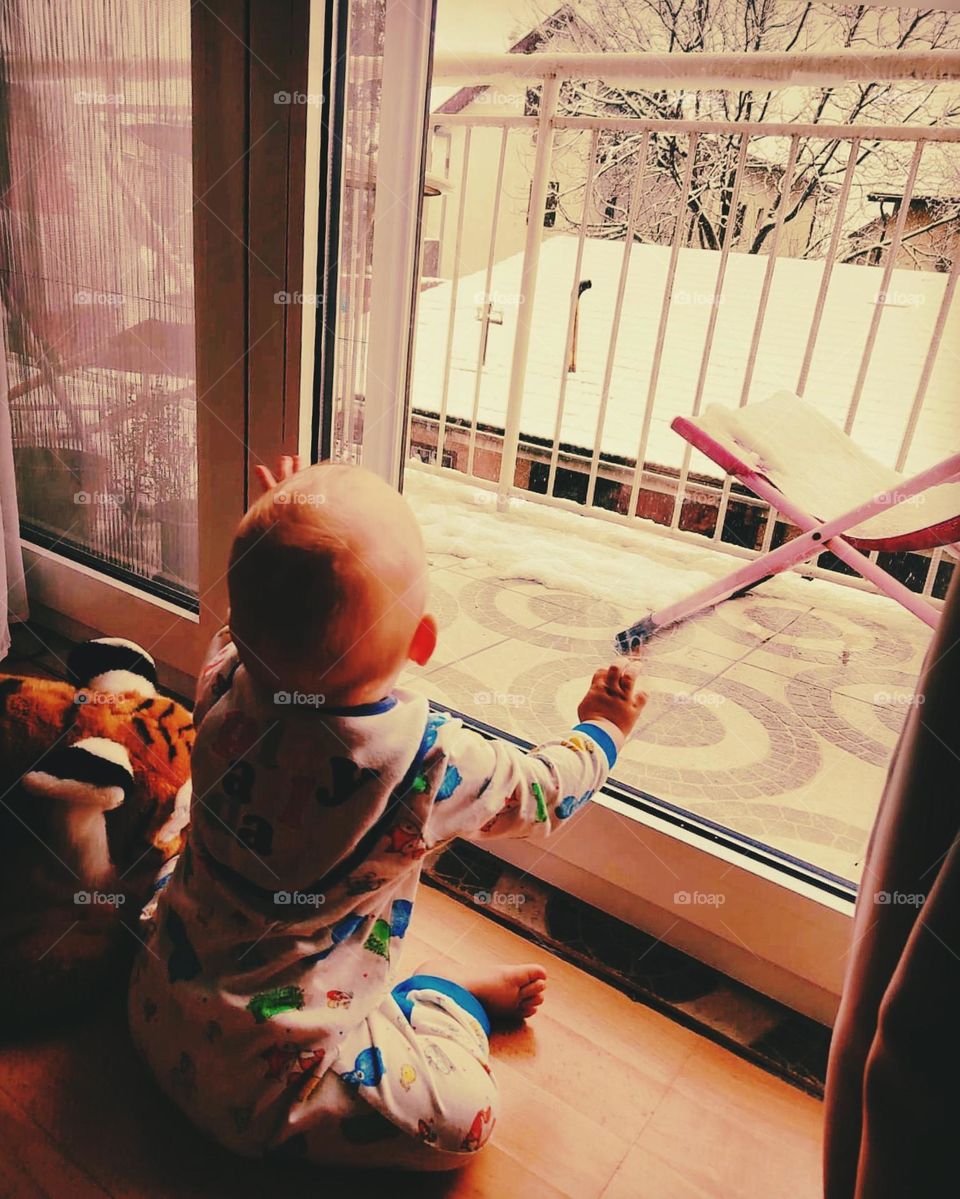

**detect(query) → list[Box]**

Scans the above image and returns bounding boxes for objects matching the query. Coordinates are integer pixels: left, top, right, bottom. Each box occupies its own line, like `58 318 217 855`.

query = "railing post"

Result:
497 71 560 512
362 0 434 486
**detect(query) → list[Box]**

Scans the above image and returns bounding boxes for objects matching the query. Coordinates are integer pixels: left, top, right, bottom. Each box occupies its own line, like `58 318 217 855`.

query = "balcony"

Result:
4 40 954 891
381 49 960 887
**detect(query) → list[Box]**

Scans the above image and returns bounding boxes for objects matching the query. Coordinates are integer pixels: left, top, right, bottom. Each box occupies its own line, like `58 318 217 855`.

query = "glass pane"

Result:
404 0 958 887
328 0 384 464
1 0 197 605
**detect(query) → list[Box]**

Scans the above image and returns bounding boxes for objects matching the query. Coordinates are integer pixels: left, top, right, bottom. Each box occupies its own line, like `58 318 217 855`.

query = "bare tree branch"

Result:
540 0 960 264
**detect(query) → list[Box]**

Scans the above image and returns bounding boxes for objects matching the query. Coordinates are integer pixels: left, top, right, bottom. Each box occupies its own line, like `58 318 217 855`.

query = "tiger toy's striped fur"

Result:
0 638 194 1028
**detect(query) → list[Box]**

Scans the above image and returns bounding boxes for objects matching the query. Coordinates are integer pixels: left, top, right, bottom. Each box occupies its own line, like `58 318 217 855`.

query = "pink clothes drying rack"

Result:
616 393 960 652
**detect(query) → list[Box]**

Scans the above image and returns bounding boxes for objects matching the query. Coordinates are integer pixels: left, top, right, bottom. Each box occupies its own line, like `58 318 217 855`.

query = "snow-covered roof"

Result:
429 85 462 113
410 234 957 475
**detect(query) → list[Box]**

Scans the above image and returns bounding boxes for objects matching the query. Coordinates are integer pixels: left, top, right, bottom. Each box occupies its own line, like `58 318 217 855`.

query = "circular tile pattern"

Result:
456 577 620 653
435 653 824 804
524 590 626 630
710 600 917 667
873 701 910 737
784 666 908 768
422 653 867 864
842 611 920 666
748 605 820 636
638 695 727 749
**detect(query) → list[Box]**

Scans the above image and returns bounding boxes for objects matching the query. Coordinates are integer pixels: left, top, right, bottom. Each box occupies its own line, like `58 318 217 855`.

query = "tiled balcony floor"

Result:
402 474 935 884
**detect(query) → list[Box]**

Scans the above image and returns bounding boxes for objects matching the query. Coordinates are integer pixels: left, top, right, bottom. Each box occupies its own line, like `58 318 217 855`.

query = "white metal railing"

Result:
406 51 960 599
431 49 960 88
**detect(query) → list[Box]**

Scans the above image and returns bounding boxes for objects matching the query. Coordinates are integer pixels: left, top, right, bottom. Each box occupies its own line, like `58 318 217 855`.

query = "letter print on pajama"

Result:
129 637 618 1164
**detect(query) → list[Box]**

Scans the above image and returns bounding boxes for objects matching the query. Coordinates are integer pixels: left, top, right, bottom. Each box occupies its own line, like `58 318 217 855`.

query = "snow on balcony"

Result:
401 469 934 885
402 52 957 888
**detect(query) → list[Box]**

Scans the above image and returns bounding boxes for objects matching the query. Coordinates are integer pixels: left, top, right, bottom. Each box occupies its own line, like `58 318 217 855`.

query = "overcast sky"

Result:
434 0 541 55
433 0 960 55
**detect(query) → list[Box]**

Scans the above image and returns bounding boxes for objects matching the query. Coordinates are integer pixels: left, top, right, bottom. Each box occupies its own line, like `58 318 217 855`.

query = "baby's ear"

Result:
408 614 438 667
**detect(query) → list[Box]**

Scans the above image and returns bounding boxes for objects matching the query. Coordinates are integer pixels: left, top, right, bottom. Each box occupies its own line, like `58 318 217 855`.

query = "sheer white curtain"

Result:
0 329 27 661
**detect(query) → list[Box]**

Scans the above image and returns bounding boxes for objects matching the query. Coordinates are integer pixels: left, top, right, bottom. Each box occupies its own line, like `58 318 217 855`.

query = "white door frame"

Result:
361 0 437 485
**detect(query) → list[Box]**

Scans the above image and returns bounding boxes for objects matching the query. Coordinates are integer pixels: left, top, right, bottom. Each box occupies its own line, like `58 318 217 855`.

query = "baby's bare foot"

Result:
469 962 547 1021
416 957 547 1022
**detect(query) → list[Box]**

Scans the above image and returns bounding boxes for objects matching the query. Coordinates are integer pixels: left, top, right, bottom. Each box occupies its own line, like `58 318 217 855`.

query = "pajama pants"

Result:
267 975 499 1170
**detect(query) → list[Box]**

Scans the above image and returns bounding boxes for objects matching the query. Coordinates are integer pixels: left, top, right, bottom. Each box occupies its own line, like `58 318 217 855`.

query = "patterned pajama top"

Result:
129 632 622 1157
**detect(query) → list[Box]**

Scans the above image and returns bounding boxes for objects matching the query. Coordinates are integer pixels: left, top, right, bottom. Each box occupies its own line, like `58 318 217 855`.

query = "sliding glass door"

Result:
309 0 960 1024
2 2 200 633
313 0 436 481
4 0 311 685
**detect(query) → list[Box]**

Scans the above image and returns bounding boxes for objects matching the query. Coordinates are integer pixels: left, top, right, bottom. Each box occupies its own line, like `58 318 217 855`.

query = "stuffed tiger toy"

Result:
0 637 194 1028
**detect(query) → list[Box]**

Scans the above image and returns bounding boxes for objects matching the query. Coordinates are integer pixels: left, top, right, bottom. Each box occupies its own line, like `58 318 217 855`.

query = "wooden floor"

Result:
0 887 823 1199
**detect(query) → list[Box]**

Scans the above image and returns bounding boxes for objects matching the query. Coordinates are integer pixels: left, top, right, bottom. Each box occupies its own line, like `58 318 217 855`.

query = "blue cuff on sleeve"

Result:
572 722 618 769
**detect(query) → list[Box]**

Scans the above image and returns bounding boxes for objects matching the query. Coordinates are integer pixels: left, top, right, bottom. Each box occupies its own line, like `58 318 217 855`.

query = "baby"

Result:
129 459 646 1170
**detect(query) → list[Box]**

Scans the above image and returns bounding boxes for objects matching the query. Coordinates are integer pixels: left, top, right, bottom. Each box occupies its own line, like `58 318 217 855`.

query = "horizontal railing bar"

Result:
433 111 960 143
433 49 960 87
551 117 960 142
432 114 537 129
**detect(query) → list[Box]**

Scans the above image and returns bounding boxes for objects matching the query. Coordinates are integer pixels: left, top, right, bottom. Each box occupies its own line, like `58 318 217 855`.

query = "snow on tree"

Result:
517 1 960 267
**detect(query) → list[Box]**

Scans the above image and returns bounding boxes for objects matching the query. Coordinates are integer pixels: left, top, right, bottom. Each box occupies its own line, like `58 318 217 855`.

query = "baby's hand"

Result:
578 660 647 739
254 454 303 495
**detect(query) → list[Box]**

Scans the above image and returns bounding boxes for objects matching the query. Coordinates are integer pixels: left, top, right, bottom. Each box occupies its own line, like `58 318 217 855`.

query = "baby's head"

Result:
228 463 436 702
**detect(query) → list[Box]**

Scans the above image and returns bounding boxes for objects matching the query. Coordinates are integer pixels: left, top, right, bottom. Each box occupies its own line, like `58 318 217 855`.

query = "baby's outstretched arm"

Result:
424 659 646 844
